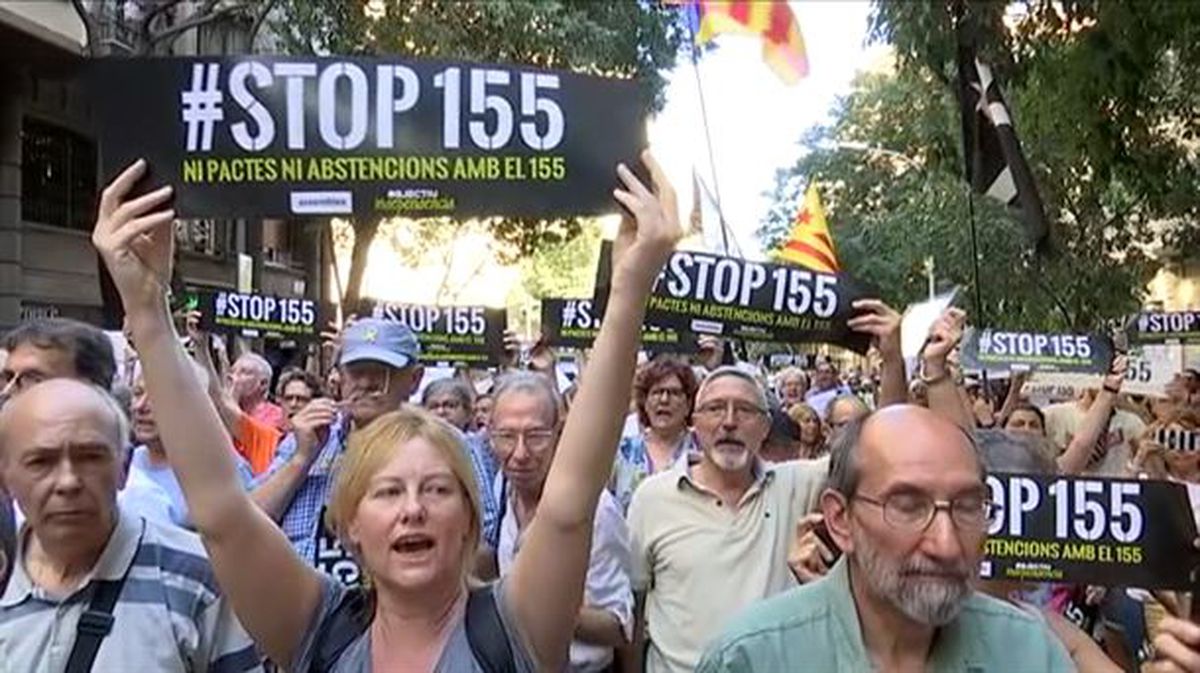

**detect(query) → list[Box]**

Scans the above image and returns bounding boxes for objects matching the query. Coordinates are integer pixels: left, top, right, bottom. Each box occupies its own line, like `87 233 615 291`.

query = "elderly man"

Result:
0 379 261 671
775 367 809 410
698 406 1071 672
627 366 828 673
228 352 284 430
490 371 633 672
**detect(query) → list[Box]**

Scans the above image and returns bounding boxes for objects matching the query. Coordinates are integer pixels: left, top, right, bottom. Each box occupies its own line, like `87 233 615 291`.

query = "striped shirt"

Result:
0 508 263 673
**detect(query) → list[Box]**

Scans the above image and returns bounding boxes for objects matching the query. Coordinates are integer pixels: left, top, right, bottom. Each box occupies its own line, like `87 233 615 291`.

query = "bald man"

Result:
0 379 262 671
699 406 1072 672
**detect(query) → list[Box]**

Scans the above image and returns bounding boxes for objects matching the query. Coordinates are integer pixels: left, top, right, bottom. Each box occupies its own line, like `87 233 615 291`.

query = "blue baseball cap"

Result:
339 318 421 370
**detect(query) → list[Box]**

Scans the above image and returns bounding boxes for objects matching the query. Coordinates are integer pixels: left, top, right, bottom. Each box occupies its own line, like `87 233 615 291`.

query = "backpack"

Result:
308 585 516 673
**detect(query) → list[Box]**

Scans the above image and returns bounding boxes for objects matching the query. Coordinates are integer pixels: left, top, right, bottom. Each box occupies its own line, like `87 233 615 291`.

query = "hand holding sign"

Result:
611 151 682 288
92 159 177 316
921 307 966 379
847 299 902 357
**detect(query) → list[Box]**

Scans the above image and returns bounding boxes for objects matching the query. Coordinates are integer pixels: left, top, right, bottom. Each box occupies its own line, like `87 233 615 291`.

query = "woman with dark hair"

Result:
609 355 698 512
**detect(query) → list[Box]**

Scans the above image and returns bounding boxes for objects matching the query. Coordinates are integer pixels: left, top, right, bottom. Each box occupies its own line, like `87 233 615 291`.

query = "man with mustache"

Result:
697 406 1072 672
627 367 828 673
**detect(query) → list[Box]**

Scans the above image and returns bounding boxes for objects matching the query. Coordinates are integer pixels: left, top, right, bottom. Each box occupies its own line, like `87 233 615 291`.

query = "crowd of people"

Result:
0 155 1199 672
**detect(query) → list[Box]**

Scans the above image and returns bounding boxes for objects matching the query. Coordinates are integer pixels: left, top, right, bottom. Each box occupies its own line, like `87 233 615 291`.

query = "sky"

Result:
649 0 885 259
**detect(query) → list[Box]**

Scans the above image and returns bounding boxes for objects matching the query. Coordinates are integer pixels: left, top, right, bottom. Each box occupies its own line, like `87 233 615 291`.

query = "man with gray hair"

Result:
228 352 285 430
628 365 828 673
0 379 262 671
698 405 1071 672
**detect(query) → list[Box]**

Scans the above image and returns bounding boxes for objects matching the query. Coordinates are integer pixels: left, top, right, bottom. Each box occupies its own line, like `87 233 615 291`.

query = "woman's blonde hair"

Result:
326 407 483 582
786 402 826 458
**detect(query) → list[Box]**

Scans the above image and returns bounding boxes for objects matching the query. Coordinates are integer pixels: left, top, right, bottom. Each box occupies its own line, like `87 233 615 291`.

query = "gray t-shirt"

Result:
291 576 538 672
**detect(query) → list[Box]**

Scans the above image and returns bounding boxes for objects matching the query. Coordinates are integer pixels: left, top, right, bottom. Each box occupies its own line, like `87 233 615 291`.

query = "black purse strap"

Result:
465 586 516 673
64 572 130 673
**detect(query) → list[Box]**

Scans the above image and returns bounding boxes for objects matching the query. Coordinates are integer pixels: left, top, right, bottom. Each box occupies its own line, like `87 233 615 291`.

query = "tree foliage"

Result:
762 1 1200 332
272 0 686 307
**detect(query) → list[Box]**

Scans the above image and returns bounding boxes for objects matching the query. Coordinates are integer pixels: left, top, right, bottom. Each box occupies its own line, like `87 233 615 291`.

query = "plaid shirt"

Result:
255 414 500 567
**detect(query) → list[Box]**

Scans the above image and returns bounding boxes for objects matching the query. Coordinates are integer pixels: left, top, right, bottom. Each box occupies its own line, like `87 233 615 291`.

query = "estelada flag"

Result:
775 183 840 273
682 0 809 84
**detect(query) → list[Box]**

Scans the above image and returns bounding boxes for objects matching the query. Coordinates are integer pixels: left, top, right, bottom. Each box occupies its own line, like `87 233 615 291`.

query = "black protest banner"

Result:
1155 428 1200 453
362 300 504 366
960 328 1113 374
983 473 1199 589
194 290 321 340
89 56 642 219
592 242 872 354
539 298 692 352
1130 311 1200 344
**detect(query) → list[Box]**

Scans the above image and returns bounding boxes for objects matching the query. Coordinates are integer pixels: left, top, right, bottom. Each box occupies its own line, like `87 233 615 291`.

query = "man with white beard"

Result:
697 406 1072 672
627 367 828 673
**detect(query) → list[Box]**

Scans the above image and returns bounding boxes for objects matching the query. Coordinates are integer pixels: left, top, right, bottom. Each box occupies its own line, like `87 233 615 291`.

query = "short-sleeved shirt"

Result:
628 454 828 673
0 509 263 672
609 431 698 514
235 412 281 475
248 400 286 431
130 446 253 529
290 576 537 672
696 556 1074 672
497 487 633 672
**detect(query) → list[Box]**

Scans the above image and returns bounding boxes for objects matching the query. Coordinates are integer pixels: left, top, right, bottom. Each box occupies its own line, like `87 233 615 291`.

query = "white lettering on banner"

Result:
375 304 486 336
1139 311 1199 334
1026 344 1182 399
216 293 315 326
980 331 1092 360
987 475 1144 544
185 60 566 153
656 251 838 317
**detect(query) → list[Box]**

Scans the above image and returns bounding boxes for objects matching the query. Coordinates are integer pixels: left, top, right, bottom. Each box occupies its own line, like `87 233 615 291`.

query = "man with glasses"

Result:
627 366 828 673
1 318 116 405
251 318 424 586
490 371 634 673
697 406 1071 672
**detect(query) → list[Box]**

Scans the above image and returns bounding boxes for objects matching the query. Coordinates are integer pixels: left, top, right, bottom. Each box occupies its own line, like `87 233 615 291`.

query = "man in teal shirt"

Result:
698 406 1073 672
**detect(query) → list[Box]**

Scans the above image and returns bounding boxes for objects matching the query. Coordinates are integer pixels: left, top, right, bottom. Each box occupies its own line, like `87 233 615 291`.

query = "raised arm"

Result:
922 308 976 432
186 312 244 436
92 160 322 665
847 299 905 408
1057 355 1127 475
504 151 681 670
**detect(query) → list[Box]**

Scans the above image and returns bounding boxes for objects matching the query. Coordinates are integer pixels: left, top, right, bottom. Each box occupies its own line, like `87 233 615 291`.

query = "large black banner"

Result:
592 242 873 354
193 289 321 340
539 297 692 352
1129 310 1200 344
960 328 1113 374
89 56 643 219
983 473 1199 589
362 300 504 366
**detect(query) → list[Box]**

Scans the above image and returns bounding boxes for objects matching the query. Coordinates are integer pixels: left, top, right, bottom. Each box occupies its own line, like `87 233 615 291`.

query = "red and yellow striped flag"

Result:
775 183 839 273
694 1 808 84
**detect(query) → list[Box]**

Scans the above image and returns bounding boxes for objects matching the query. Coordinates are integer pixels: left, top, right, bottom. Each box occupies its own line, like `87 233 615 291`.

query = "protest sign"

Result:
592 243 873 354
89 56 643 219
363 300 504 366
982 473 1199 589
1130 310 1200 344
539 297 692 352
960 328 1113 374
1155 428 1200 453
1023 344 1181 402
193 290 321 340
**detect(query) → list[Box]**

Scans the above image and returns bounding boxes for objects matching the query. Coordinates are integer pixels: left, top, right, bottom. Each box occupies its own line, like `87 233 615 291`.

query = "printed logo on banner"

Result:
1131 310 1200 344
90 56 644 220
196 289 321 340
1155 428 1200 453
591 242 873 353
539 298 691 352
984 472 1199 589
960 328 1113 374
363 300 504 366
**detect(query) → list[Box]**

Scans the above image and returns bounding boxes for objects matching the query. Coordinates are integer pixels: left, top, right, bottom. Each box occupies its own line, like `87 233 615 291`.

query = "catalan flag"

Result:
689 0 809 84
775 183 839 274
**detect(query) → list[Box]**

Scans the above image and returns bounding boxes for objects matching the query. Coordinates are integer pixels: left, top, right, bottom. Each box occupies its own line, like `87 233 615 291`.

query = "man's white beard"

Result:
851 525 971 627
708 445 751 472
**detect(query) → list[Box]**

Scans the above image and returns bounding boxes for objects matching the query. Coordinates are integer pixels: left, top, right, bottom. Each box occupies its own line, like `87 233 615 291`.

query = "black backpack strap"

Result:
309 587 373 673
465 586 516 673
64 575 129 673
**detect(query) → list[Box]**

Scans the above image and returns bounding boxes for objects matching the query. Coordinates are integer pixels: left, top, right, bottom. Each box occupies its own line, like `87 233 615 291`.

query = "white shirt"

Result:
496 479 634 672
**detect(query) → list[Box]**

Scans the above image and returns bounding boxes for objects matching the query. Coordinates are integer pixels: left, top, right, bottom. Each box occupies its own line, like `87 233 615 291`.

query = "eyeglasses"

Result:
491 429 556 452
694 400 767 421
852 491 993 533
0 369 48 397
647 387 686 400
427 400 465 412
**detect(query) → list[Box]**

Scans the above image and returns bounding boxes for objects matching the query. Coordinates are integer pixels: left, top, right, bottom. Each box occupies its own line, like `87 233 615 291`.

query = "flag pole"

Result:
686 18 736 257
